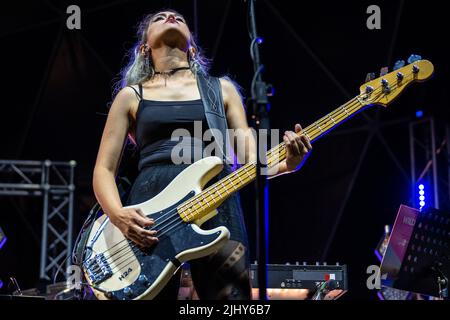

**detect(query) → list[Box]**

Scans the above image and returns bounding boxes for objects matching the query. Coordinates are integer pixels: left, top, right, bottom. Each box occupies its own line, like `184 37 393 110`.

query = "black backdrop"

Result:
0 0 449 299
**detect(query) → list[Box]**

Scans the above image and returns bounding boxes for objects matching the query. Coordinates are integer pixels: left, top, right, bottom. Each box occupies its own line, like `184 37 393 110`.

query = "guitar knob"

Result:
123 287 133 297
139 274 149 286
397 72 404 81
413 65 420 74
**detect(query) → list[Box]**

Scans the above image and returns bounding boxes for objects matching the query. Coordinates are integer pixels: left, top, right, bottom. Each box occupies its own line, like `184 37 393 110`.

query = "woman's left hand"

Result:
283 123 312 172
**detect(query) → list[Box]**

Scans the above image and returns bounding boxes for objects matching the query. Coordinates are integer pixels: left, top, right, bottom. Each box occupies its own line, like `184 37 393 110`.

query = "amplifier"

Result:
178 262 348 300
250 263 348 300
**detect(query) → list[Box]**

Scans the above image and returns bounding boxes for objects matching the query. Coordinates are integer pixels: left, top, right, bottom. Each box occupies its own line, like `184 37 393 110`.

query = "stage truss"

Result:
0 159 76 281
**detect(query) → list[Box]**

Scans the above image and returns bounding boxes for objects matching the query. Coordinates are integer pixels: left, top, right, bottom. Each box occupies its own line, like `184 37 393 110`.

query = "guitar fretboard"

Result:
177 94 368 223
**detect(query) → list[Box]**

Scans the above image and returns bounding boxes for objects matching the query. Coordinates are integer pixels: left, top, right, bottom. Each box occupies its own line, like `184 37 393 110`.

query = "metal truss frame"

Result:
0 159 76 281
409 118 450 210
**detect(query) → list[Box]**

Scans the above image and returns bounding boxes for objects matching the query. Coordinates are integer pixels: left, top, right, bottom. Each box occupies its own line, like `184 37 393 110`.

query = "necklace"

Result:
154 66 191 86
154 66 191 76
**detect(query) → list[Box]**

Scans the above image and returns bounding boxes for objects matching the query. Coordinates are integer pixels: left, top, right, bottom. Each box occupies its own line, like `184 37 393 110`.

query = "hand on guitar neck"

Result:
267 123 313 179
284 123 313 172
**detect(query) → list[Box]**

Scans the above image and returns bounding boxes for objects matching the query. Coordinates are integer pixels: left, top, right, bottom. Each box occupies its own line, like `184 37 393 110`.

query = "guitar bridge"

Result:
84 253 113 285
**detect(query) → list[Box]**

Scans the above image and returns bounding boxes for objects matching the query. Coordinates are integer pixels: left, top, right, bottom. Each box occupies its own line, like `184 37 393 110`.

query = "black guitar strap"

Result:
196 72 232 164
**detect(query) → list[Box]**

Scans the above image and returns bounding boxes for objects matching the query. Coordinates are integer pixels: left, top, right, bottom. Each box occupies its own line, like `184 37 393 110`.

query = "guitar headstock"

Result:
359 56 434 107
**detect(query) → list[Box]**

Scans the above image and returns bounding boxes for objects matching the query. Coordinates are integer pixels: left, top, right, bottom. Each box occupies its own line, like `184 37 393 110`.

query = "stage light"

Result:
415 110 424 118
256 37 264 44
417 184 426 210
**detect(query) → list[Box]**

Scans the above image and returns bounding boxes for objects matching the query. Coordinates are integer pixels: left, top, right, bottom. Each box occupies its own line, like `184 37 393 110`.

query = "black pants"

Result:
125 163 252 300
156 239 251 300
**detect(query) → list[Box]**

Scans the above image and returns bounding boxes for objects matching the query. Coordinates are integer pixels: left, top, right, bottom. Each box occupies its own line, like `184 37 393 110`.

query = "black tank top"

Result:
129 85 210 170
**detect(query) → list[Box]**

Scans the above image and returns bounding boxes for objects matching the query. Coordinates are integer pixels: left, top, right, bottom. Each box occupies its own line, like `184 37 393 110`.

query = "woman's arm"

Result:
220 78 312 178
93 87 157 247
220 78 257 164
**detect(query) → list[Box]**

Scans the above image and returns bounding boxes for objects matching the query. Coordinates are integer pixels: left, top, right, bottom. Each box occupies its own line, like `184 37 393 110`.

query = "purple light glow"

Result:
0 236 6 250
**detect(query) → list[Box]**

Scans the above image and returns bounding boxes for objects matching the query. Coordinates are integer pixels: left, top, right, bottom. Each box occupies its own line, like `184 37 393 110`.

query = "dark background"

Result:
0 0 449 299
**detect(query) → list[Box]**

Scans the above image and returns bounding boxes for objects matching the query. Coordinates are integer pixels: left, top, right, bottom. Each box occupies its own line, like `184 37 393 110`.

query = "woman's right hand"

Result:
109 207 159 247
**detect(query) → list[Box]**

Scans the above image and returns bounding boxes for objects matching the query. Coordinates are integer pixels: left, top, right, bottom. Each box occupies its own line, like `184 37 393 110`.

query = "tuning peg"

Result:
393 60 405 70
407 54 422 64
380 67 389 77
381 78 391 94
365 72 376 82
365 85 374 94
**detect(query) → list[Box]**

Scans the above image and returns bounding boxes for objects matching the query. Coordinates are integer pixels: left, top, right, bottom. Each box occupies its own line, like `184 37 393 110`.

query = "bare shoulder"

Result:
111 86 140 116
219 77 240 96
115 86 139 103
219 77 244 108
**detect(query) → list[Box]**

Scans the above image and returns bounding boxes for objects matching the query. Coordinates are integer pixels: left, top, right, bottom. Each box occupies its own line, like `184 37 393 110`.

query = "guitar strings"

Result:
91 208 179 262
87 75 410 277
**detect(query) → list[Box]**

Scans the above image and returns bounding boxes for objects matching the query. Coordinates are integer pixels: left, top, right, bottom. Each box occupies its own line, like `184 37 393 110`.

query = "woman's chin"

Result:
157 28 189 48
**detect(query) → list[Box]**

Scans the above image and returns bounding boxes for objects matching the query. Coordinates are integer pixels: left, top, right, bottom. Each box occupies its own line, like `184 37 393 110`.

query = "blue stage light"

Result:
418 184 426 209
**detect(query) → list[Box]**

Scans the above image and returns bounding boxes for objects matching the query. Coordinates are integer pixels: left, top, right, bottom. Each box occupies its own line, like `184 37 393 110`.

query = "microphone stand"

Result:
247 0 272 301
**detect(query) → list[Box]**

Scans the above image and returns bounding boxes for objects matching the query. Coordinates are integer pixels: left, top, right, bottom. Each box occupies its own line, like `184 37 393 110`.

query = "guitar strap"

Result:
73 72 232 267
196 71 233 165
